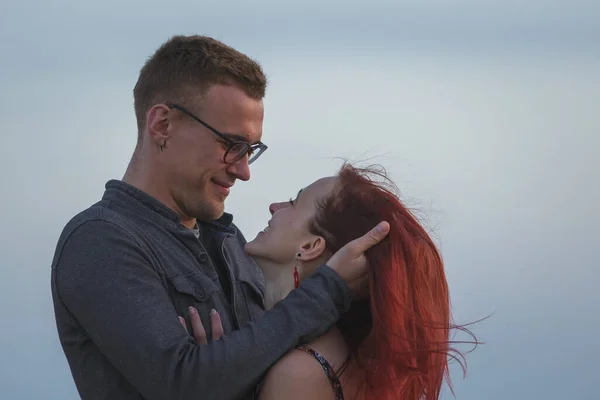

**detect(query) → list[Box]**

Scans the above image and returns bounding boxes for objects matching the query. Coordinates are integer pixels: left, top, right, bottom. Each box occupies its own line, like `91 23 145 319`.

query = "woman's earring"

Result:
293 265 299 289
293 252 301 289
159 140 167 152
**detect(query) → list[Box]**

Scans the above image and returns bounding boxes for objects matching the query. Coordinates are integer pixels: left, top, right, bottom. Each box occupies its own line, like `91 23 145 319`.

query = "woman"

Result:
183 163 473 400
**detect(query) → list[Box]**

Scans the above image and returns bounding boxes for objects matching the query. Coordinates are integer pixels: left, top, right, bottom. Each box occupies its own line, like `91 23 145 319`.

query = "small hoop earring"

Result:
159 140 167 152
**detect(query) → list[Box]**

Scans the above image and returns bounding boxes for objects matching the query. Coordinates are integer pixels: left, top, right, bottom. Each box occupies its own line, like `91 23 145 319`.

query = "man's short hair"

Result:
133 35 267 138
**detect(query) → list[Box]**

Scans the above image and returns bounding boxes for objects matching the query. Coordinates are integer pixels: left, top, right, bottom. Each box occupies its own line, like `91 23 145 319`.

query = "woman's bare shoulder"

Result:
258 348 334 400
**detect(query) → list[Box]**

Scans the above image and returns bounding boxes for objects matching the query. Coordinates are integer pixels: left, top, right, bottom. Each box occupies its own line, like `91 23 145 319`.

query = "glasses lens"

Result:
247 146 262 164
225 143 250 163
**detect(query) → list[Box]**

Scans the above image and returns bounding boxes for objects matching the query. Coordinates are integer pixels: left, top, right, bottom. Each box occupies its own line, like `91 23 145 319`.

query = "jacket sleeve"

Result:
52 220 352 400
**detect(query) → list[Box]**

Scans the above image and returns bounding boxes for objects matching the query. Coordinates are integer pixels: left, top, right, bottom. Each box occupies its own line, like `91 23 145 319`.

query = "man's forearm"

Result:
54 221 352 400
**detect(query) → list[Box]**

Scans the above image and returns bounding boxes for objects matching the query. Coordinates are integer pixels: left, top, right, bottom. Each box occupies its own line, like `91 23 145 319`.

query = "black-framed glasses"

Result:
167 103 267 165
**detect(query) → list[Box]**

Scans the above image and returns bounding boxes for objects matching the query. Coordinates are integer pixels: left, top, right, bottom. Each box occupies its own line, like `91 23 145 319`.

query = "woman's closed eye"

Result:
289 189 302 206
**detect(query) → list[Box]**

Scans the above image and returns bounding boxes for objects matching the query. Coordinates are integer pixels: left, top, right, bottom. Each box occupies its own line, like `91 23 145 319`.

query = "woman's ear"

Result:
297 235 327 262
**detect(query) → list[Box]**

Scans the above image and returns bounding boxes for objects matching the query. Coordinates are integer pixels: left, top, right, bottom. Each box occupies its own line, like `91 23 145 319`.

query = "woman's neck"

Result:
255 259 296 309
255 256 328 309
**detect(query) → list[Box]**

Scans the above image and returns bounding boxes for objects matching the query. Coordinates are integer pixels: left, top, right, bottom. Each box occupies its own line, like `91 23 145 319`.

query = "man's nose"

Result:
226 157 251 182
269 202 289 215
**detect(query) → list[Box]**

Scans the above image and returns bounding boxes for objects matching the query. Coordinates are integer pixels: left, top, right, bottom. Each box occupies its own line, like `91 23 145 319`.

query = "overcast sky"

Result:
1 1 598 399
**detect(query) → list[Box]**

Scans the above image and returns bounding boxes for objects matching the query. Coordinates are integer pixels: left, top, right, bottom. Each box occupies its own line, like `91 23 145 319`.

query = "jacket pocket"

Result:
169 272 217 302
167 272 230 338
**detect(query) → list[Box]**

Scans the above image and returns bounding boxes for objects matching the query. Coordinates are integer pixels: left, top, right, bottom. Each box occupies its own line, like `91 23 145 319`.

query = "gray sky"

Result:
1 1 598 399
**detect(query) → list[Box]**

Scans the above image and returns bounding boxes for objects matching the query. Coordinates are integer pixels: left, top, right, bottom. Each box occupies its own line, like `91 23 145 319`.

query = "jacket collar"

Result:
102 179 235 233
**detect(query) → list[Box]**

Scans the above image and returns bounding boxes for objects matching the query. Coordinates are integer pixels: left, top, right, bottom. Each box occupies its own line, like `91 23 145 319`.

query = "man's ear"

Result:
297 236 327 262
145 104 171 146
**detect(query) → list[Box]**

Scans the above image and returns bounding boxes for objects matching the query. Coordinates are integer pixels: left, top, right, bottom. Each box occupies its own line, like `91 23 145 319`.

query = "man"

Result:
50 35 389 400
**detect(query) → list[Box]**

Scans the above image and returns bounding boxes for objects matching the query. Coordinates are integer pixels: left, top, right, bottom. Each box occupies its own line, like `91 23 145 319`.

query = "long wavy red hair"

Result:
309 163 476 400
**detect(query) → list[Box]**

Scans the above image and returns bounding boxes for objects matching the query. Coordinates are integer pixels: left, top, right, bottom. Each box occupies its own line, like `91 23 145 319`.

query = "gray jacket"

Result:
50 180 352 400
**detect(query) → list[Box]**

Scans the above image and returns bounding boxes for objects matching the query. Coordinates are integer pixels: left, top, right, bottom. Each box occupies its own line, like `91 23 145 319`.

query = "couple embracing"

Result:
51 35 471 400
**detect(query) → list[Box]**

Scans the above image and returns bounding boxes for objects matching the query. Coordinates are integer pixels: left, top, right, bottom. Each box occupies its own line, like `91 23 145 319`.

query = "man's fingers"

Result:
188 307 207 345
210 309 224 341
352 221 390 253
324 221 389 297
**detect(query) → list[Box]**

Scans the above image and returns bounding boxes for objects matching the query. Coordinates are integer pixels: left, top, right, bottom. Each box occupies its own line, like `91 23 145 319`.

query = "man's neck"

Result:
122 159 196 229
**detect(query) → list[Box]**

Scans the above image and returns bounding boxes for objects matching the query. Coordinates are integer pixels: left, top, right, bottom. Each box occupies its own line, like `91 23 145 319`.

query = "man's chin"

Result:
193 202 225 223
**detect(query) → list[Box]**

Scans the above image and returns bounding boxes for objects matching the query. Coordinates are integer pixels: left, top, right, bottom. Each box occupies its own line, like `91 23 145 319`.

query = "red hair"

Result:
310 164 476 400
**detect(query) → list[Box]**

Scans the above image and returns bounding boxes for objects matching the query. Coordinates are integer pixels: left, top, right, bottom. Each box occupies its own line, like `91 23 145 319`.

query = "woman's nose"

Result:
269 201 288 215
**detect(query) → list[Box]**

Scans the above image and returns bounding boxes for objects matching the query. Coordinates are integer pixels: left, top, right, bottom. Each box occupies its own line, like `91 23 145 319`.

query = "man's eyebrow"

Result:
222 133 250 142
222 132 263 145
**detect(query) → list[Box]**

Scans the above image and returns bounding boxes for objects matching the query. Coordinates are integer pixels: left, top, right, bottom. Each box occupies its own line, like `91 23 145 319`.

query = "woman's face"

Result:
245 176 337 265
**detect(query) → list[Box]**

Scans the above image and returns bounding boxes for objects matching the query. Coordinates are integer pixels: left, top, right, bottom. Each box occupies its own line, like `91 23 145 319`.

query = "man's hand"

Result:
326 221 390 298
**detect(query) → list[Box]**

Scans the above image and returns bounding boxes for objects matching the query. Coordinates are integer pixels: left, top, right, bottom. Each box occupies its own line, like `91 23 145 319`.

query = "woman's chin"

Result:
244 235 262 256
243 241 253 255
